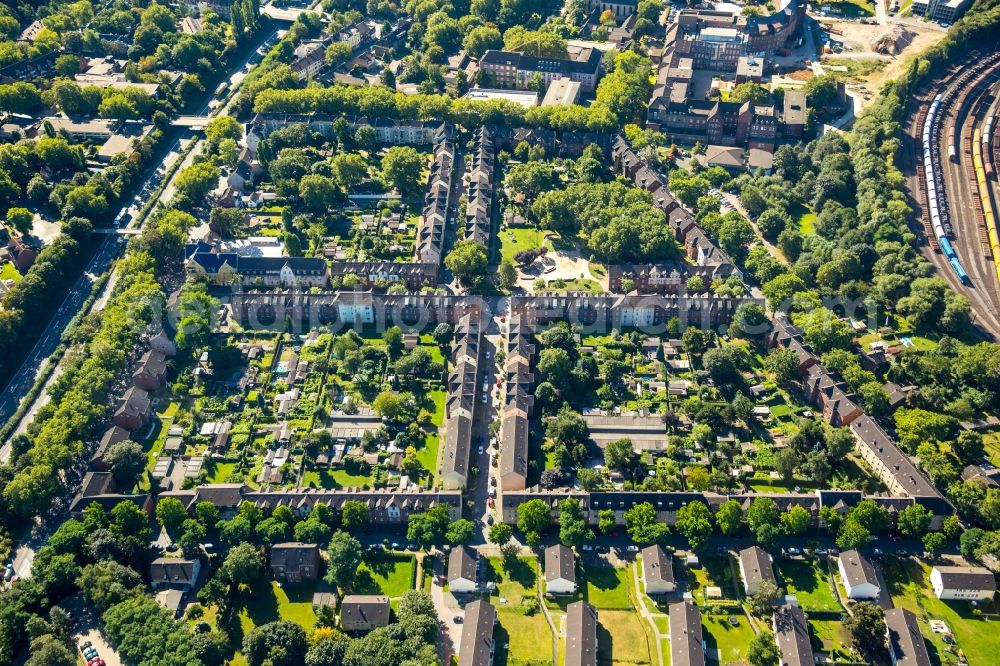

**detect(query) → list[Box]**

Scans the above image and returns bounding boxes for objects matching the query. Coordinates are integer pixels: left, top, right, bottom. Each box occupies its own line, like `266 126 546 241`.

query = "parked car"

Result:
626 545 639 553
89 659 106 666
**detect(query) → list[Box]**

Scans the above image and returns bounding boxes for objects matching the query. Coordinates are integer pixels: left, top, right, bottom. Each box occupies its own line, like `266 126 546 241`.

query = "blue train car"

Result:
950 256 971 285
939 236 957 259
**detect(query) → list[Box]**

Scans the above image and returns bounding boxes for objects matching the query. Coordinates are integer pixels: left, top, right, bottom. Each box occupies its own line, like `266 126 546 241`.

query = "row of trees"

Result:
505 493 958 556
0 207 194 527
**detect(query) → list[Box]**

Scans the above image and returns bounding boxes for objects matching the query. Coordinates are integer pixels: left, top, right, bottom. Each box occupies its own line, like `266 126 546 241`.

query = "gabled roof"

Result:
838 550 879 589
739 546 775 589
773 605 814 666
544 544 576 584
641 544 674 588
150 558 198 585
458 600 496 666
448 545 478 583
565 601 598 666
669 602 705 666
932 566 997 592
884 608 931 666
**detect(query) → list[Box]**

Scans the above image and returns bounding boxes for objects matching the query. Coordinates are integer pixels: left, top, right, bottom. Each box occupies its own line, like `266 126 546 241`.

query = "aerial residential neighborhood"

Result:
0 0 998 665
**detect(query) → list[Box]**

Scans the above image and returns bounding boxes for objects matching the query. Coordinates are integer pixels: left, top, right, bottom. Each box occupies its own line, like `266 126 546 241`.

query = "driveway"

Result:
65 596 122 666
430 554 462 661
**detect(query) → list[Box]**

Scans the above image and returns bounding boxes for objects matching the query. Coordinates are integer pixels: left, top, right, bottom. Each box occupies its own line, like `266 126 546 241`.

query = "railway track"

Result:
902 52 1000 339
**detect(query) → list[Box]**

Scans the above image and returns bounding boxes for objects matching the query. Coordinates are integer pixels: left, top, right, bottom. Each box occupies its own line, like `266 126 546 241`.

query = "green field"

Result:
584 565 632 609
499 227 548 265
822 0 875 16
0 262 21 282
598 609 653 666
983 431 1000 467
487 557 553 666
301 468 374 489
210 580 320 665
808 618 852 660
535 277 602 293
354 552 416 598
702 612 756 666
776 559 842 612
883 556 1000 666
791 203 816 235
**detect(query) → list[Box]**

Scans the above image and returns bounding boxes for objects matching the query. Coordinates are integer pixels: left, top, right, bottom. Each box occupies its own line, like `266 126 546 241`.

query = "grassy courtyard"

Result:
776 559 841 612
353 551 415 598
702 611 757 666
499 227 548 265
598 609 653 666
584 565 632 610
487 557 553 666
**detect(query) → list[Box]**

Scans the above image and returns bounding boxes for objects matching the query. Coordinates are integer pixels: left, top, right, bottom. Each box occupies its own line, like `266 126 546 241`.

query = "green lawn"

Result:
535 278 602 293
688 556 738 604
808 618 853 660
598 609 653 666
416 388 446 482
983 431 1000 467
823 0 875 15
883 556 1000 666
702 612 756 666
791 203 816 235
584 565 631 609
301 468 373 489
0 261 21 282
499 227 547 265
211 580 319 665
776 559 841 612
487 557 553 666
353 552 415 598
206 462 237 484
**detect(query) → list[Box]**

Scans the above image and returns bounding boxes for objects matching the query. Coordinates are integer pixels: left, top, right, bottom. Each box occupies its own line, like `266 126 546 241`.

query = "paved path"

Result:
429 553 460 663
631 562 666 666
537 566 559 665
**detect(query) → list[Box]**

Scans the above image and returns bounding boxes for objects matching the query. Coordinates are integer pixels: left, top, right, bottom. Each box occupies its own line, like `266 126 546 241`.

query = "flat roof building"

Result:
463 87 539 108
541 78 581 106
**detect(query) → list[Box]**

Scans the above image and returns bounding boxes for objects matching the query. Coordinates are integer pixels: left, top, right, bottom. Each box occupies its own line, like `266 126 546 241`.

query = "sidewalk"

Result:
631 563 666 666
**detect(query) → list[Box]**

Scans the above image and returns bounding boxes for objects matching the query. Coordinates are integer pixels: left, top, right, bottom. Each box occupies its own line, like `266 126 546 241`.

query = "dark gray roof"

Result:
640 544 674 589
150 558 198 585
565 601 598 666
884 608 931 666
839 550 879 589
340 595 389 631
458 600 496 666
669 602 705 666
933 566 997 592
448 545 478 583
544 544 576 584
773 605 814 666
739 546 776 589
